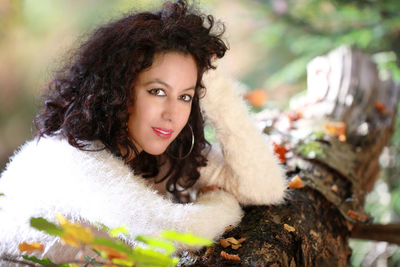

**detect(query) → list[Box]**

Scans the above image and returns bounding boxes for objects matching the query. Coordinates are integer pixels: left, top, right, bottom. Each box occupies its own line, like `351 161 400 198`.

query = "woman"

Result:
0 0 286 262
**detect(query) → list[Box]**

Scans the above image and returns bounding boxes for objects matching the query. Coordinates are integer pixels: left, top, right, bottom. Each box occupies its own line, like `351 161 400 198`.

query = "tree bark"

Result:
180 46 400 266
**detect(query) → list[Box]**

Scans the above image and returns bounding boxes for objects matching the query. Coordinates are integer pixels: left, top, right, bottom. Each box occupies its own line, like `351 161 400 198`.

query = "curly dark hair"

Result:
35 0 228 198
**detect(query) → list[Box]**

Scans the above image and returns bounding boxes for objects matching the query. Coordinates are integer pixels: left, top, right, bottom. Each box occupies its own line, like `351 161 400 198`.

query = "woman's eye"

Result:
180 94 193 103
148 88 166 96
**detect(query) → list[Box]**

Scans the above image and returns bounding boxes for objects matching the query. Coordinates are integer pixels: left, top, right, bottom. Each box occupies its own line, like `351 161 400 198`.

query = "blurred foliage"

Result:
235 0 400 266
10 215 212 266
238 0 400 90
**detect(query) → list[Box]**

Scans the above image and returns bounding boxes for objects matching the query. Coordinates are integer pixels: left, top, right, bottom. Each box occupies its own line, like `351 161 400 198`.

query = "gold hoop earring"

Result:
168 124 194 160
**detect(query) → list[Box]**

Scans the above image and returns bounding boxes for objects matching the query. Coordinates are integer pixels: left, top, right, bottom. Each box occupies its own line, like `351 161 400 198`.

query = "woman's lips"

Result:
152 127 173 139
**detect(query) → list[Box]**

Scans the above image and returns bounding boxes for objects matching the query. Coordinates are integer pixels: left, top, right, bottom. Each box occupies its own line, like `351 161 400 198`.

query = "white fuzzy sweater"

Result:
0 70 287 264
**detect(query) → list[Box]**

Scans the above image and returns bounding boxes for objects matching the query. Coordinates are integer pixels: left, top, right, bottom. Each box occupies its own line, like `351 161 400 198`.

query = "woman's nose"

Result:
161 99 178 122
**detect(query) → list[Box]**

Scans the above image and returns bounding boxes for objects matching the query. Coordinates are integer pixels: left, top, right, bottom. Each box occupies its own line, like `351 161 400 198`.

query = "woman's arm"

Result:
197 68 287 205
0 137 243 250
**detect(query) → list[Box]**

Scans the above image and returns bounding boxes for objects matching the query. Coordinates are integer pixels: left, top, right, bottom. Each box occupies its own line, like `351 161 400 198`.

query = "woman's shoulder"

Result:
0 136 128 186
3 136 94 169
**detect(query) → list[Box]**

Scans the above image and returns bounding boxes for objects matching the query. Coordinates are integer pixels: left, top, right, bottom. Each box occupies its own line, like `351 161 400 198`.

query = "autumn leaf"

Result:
374 101 386 114
219 239 230 248
347 210 368 222
90 244 129 261
231 244 242 250
273 143 287 164
55 214 94 245
220 251 241 261
237 237 247 243
60 233 80 247
219 237 246 249
284 224 296 232
322 121 346 141
289 175 305 189
225 237 240 245
18 242 44 253
243 89 268 108
224 225 234 234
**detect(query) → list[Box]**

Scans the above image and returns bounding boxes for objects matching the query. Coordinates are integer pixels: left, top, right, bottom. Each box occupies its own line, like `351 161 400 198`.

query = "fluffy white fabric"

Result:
198 68 287 205
0 69 286 263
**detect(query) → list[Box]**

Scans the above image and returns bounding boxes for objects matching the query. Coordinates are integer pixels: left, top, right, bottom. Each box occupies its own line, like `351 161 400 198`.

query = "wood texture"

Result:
180 46 399 266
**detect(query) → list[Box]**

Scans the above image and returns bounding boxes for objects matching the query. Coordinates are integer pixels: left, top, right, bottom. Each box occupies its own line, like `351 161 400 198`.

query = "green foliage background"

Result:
240 1 400 266
1 0 400 266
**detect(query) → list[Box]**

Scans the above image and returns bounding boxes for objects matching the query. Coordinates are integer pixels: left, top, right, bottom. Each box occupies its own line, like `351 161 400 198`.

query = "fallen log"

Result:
183 45 400 266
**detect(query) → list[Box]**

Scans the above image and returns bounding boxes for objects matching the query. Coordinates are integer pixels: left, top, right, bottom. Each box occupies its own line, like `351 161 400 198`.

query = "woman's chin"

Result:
143 146 168 156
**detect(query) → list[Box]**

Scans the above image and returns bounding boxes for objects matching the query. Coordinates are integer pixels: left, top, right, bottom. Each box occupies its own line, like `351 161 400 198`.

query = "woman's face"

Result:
127 52 198 155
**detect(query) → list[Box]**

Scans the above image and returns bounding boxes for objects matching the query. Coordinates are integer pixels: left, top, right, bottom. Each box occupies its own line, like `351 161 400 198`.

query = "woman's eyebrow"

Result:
144 78 195 92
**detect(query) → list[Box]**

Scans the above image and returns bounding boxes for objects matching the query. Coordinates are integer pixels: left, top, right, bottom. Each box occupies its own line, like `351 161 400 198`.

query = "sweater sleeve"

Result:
0 137 243 257
196 68 287 205
73 153 244 246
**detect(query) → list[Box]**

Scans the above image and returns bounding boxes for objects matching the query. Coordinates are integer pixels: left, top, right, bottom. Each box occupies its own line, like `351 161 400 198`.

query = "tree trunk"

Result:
180 46 400 266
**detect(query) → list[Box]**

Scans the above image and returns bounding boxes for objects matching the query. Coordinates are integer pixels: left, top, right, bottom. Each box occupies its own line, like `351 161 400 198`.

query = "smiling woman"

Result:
0 0 287 263
127 52 197 156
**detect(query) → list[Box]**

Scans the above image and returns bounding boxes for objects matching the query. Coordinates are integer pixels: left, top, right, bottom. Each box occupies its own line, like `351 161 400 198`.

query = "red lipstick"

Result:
152 127 173 139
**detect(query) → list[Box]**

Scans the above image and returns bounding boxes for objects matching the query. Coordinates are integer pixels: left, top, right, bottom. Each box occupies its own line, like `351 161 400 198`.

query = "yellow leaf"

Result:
61 233 80 247
288 175 305 189
323 121 346 141
109 226 129 238
231 244 242 250
112 258 136 266
225 237 240 245
284 224 296 232
18 242 44 253
219 238 230 248
56 214 94 244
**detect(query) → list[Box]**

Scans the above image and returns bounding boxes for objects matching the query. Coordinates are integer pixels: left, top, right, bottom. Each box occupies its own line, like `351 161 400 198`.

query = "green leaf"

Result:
0 193 4 196
131 247 179 267
22 255 56 266
30 217 64 236
109 225 130 237
296 140 325 159
310 131 326 140
91 237 133 255
160 230 212 246
93 222 110 233
135 235 176 254
112 258 136 266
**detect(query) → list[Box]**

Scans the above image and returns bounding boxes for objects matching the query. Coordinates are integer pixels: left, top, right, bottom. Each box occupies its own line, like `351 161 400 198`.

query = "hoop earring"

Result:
168 124 195 160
